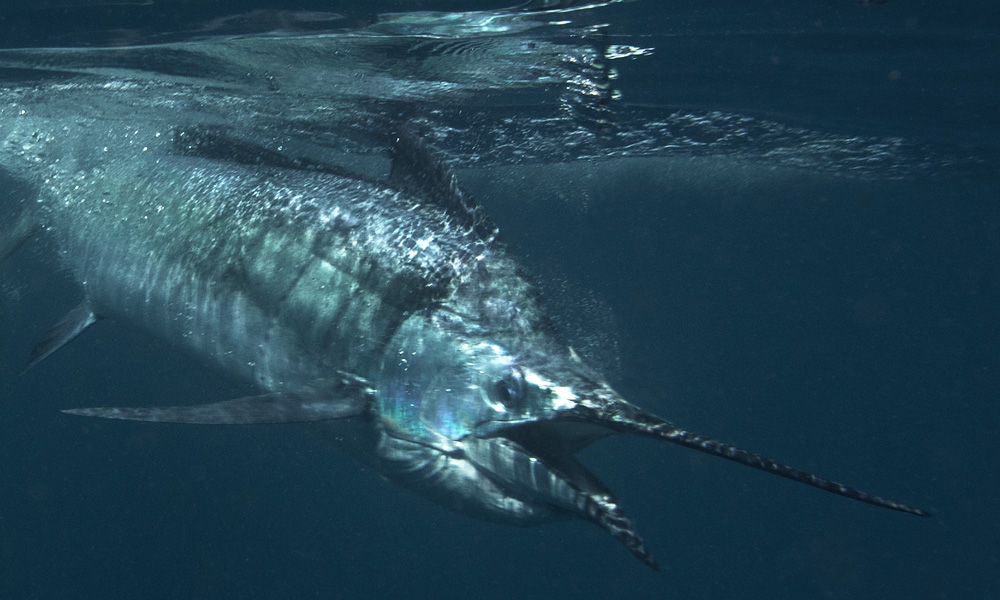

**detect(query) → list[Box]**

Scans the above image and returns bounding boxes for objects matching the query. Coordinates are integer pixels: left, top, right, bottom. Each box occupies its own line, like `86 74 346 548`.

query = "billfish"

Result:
0 121 927 570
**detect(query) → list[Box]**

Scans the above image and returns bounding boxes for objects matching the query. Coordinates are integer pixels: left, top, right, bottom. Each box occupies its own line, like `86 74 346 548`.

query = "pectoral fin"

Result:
26 303 98 371
63 375 374 424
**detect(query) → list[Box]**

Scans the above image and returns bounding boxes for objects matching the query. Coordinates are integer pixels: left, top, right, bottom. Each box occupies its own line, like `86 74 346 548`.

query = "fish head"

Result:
374 302 929 570
376 308 662 568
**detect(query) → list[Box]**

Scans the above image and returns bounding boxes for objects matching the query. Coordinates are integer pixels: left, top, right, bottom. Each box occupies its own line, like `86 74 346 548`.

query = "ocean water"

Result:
1 1 997 599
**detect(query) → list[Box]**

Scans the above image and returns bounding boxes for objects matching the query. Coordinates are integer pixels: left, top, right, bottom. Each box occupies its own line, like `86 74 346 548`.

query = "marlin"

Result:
1 121 928 570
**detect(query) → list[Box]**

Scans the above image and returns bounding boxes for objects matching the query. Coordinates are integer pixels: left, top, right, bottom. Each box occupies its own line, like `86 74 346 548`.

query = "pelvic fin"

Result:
26 303 98 372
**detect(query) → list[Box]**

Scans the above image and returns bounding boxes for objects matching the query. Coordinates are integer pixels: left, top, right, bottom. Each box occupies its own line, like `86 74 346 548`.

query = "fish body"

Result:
11 124 635 528
44 153 456 393
1 118 927 570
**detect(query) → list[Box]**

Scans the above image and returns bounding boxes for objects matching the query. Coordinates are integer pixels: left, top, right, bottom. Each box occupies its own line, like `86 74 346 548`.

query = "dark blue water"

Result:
1 1 997 599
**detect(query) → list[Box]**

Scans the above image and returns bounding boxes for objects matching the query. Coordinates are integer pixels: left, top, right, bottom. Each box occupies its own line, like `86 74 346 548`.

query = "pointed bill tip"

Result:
606 407 931 518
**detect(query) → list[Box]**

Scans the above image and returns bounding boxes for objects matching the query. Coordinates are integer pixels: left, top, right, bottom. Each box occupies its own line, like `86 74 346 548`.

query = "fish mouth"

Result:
469 408 662 569
469 391 929 569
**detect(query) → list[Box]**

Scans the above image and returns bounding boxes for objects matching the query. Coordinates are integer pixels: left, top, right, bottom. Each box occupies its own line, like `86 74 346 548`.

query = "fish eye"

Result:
493 368 526 409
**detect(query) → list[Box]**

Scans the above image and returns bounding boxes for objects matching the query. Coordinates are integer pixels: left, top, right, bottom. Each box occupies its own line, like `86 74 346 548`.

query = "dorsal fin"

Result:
175 124 499 251
387 127 498 248
173 126 374 182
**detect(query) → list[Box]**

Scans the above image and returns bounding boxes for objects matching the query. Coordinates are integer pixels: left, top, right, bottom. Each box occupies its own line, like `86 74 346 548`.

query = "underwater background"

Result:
1 1 997 598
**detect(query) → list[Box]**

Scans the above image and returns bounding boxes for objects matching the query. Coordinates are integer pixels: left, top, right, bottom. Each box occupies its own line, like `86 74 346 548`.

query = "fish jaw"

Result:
373 307 660 568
